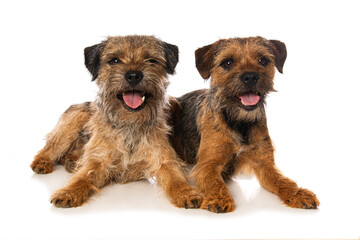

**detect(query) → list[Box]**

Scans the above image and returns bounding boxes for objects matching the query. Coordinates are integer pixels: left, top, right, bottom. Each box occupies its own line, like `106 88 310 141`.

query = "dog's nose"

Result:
125 71 143 86
241 72 259 87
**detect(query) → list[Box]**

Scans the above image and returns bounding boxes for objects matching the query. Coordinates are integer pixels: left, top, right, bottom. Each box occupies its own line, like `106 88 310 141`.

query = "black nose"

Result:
125 71 143 86
241 72 259 87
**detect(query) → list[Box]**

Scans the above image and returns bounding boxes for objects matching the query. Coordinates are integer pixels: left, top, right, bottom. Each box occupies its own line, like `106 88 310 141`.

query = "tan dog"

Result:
170 36 319 213
31 35 202 209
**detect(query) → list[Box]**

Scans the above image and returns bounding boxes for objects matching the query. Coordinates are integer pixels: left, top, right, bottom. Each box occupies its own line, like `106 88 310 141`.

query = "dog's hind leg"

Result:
31 102 93 174
61 127 91 173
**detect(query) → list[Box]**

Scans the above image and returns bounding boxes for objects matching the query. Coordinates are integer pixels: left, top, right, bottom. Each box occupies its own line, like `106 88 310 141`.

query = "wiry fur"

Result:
31 35 202 208
170 36 319 213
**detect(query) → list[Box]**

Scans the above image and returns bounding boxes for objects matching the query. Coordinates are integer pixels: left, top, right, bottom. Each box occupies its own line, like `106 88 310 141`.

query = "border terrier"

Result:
31 35 202 209
170 36 319 213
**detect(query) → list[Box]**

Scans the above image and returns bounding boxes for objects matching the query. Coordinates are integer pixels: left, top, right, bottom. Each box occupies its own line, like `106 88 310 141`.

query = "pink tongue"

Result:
122 91 144 109
239 93 260 106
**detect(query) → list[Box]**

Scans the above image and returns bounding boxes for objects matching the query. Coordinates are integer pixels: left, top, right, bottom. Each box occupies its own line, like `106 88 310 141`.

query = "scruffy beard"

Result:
208 87 267 123
221 99 266 123
95 73 169 129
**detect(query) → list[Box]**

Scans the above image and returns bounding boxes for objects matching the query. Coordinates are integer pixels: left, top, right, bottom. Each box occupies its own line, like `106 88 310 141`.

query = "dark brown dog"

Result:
31 35 202 209
170 36 319 213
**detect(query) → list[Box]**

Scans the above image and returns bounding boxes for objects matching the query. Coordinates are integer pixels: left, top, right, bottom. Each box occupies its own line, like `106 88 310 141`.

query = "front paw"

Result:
50 188 85 208
283 188 320 209
171 186 203 209
50 181 96 208
31 157 53 174
201 192 235 213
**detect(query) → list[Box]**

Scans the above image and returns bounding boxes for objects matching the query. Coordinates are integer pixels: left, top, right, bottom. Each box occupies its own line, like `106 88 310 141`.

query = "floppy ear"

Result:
162 42 179 75
269 40 287 74
195 44 214 80
84 43 104 81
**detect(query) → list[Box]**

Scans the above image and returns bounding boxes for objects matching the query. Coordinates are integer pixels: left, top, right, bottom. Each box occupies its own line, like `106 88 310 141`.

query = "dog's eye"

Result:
220 59 234 70
108 58 122 65
258 57 269 66
146 59 158 64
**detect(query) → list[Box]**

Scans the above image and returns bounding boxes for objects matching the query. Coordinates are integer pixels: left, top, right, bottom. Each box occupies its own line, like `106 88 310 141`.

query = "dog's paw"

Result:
64 157 77 173
31 157 53 174
50 181 96 208
171 186 203 209
50 187 86 208
283 188 320 209
201 193 235 213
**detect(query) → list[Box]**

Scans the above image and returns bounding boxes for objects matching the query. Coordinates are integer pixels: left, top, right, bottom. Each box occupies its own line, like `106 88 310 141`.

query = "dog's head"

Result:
84 35 178 125
195 36 286 122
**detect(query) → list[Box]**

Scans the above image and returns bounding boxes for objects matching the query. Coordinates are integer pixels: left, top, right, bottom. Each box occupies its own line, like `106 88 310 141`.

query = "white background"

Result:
0 0 359 239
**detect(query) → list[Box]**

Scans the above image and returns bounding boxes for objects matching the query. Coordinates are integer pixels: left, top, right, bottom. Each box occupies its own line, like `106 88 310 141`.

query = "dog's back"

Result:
170 89 207 164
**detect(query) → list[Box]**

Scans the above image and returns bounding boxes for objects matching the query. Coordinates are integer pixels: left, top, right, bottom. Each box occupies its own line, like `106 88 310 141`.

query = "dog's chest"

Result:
234 140 256 157
117 134 149 162
113 132 161 174
228 121 254 147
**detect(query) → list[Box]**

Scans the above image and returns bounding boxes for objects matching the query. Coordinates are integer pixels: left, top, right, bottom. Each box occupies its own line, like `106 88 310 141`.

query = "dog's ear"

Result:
84 42 104 81
162 42 179 75
195 44 214 80
269 40 287 74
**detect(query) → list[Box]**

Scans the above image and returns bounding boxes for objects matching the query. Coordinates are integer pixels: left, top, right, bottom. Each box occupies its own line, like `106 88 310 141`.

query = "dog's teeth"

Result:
142 96 145 102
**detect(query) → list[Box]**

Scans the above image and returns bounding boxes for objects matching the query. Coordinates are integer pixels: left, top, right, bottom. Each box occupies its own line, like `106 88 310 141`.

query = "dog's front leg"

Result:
50 140 113 208
192 127 236 213
50 159 111 208
156 148 203 209
252 138 320 209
